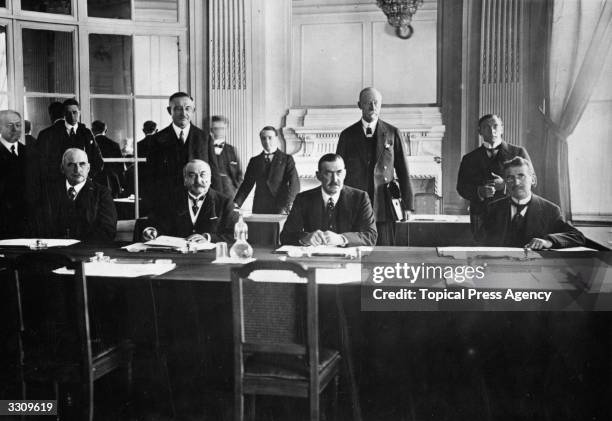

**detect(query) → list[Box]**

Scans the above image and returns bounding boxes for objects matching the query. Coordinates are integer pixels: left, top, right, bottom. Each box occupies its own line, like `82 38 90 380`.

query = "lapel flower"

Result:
384 143 391 150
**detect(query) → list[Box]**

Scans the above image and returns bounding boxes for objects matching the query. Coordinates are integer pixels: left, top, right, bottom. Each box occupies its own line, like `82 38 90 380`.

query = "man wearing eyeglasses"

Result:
144 92 219 209
477 157 585 249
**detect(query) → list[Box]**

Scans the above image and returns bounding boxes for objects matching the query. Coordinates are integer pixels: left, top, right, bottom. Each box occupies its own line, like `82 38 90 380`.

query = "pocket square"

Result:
230 161 238 165
209 216 218 220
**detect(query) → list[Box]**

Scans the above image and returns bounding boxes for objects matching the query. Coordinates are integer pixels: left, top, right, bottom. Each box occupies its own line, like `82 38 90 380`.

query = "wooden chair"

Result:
12 251 134 421
231 261 341 421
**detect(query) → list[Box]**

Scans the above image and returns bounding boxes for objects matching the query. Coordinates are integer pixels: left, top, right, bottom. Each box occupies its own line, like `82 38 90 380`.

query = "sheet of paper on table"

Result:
248 263 362 284
437 246 542 260
409 214 470 223
550 247 598 252
54 261 176 277
0 238 80 247
274 245 372 258
212 257 256 264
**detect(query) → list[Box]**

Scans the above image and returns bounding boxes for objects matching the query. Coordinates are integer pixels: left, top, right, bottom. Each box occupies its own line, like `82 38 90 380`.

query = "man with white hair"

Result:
42 148 117 241
142 159 234 242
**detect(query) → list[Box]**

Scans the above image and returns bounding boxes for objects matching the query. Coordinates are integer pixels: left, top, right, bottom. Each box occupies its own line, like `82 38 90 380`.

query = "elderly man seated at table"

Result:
280 153 377 246
142 159 235 243
41 147 117 242
477 157 585 249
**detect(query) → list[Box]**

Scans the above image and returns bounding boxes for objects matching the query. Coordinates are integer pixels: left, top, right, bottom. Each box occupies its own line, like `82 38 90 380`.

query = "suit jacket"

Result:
477 194 585 248
36 120 104 181
0 142 45 238
457 141 531 216
42 179 117 242
280 186 377 246
144 124 219 206
234 149 300 214
94 134 125 198
145 187 235 242
336 119 413 222
212 140 243 197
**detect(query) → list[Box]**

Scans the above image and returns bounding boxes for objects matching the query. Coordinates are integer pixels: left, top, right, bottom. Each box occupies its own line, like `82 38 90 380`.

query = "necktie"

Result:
326 198 335 230
512 200 530 215
70 127 76 137
10 145 16 156
68 186 77 200
191 196 203 215
366 127 373 137
179 130 185 144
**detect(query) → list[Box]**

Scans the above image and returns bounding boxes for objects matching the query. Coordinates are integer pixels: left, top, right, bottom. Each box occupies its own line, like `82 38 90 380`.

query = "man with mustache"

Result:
336 87 412 245
141 159 234 243
457 114 531 235
478 157 585 249
144 92 219 210
281 153 377 246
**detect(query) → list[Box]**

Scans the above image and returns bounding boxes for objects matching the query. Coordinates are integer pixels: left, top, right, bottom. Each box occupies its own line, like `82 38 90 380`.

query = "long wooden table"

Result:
2 245 612 420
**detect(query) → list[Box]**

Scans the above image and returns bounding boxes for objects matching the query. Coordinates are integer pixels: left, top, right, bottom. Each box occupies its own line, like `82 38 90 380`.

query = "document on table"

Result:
248 263 361 284
274 245 371 258
437 247 542 260
0 238 80 247
123 236 216 252
54 261 176 277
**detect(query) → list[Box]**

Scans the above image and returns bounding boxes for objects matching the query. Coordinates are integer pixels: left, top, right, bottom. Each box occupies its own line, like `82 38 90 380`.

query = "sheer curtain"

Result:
541 0 612 219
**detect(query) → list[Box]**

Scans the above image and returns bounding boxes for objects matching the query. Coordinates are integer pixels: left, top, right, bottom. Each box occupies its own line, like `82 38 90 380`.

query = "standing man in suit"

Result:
478 157 585 249
92 120 124 198
281 153 377 246
36 98 104 183
234 126 299 214
24 120 36 147
145 92 218 209
41 148 117 242
336 87 413 245
142 159 234 243
457 114 531 234
0 110 44 238
210 115 243 198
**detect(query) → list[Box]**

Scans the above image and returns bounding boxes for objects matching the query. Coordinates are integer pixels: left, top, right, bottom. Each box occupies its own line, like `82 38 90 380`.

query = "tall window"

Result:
3 0 186 219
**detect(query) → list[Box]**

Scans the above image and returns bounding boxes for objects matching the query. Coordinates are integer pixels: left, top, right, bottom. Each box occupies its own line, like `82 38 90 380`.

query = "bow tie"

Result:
214 141 225 148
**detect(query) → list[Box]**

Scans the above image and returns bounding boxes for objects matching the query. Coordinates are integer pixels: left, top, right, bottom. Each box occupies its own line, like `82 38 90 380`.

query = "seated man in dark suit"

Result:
42 148 117 242
478 157 585 249
142 159 234 243
234 126 299 214
281 153 377 246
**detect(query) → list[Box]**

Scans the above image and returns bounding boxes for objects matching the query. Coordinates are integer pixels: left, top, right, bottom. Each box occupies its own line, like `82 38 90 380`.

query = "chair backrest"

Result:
12 252 93 385
231 260 319 377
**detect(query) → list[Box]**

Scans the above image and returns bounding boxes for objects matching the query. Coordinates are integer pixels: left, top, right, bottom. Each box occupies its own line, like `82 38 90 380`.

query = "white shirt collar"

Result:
66 179 87 196
510 193 532 218
172 123 191 142
483 140 503 150
361 118 378 136
321 188 341 206
65 121 78 134
0 138 19 155
263 148 277 156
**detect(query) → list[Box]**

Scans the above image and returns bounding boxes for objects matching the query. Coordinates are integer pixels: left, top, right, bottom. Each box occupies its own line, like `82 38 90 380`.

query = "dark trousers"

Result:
376 221 396 246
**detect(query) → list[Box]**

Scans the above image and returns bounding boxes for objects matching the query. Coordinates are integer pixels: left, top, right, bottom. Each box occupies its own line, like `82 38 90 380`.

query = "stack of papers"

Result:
437 246 542 260
54 261 176 277
123 235 216 252
0 238 80 248
274 245 368 258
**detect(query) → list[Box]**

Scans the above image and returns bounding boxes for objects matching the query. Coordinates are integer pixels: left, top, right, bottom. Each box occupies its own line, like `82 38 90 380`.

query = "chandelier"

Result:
376 0 424 39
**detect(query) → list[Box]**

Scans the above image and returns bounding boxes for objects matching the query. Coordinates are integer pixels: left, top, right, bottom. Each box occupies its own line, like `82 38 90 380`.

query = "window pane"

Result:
0 1 5 8
89 34 133 95
134 36 179 95
135 98 170 141
24 97 67 138
90 98 134 153
88 0 130 19
23 29 74 94
135 0 178 22
21 0 71 14
0 27 7 106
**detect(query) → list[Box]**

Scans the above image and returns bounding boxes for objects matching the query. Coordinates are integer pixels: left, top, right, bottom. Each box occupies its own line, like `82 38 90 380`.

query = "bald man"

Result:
41 148 117 242
0 110 44 238
336 87 413 245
